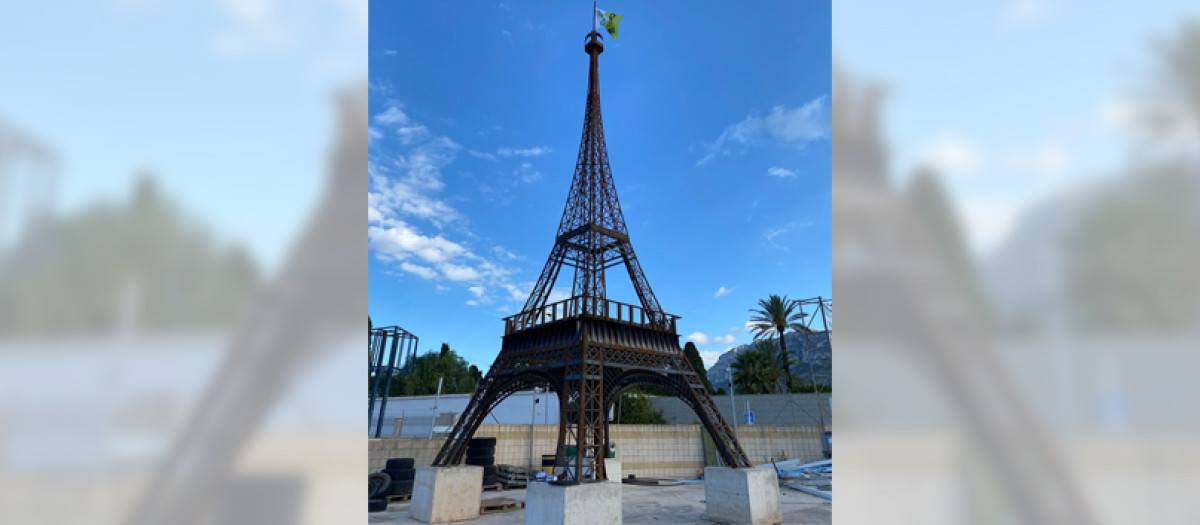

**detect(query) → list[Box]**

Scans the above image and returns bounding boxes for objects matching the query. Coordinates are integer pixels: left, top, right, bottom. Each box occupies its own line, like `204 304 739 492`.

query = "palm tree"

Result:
731 345 779 394
751 339 788 393
748 294 805 392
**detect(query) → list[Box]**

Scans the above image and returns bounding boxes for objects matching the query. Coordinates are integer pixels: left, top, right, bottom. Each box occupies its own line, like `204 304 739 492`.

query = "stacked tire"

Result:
465 437 498 486
368 472 390 512
382 458 416 497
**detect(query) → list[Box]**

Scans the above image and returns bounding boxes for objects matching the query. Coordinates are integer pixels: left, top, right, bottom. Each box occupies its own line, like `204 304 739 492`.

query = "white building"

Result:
369 389 560 438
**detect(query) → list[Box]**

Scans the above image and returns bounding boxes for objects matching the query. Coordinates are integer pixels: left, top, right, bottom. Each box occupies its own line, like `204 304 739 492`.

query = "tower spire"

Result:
520 31 665 325
432 31 752 483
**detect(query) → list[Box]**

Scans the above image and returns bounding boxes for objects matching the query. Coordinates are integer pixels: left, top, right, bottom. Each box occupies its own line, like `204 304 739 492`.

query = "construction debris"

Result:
479 497 525 515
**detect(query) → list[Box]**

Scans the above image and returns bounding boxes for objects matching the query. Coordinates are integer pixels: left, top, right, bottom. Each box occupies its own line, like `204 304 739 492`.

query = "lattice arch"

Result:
432 31 750 482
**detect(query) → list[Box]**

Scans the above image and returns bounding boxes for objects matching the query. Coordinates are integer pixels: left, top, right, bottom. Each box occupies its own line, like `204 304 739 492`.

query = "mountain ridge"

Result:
705 330 831 391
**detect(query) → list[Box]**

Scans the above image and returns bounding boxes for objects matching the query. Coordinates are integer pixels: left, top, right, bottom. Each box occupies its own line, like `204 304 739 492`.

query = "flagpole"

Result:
592 2 597 33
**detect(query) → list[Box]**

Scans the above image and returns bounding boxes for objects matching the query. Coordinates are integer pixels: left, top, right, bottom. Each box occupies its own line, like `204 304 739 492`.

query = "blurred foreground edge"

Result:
123 86 367 525
831 65 1099 525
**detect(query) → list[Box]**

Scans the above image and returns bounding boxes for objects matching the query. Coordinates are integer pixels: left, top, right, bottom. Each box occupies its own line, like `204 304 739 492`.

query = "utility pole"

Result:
529 387 541 470
428 377 443 439
728 366 739 444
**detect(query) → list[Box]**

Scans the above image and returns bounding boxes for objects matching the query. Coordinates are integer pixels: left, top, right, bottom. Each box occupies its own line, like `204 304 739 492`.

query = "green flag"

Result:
594 7 622 39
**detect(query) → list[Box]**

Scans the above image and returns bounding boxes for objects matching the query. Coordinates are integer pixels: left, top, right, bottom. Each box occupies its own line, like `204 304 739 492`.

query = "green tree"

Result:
378 342 480 396
751 338 791 393
1065 163 1200 331
0 176 261 335
613 390 666 424
1062 23 1200 332
790 379 832 394
747 294 804 392
682 342 714 393
731 344 780 394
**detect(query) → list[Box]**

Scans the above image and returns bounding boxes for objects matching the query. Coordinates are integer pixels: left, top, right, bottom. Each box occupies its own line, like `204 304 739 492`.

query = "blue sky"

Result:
0 2 363 273
835 0 1200 255
368 1 832 370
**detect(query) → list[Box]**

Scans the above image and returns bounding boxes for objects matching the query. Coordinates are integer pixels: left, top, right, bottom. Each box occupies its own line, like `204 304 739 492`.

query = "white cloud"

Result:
1006 0 1050 25
466 299 481 306
1005 141 1070 177
764 102 830 142
399 262 438 280
699 350 725 369
1099 98 1200 151
697 96 830 166
547 287 572 303
375 106 409 125
956 197 1022 255
441 263 481 281
368 222 467 264
369 101 529 297
764 220 811 250
514 163 543 184
918 136 982 178
767 167 796 178
467 149 498 161
503 282 531 302
397 125 429 145
686 332 710 345
713 334 736 345
370 173 459 225
212 0 297 56
714 286 734 298
498 146 553 157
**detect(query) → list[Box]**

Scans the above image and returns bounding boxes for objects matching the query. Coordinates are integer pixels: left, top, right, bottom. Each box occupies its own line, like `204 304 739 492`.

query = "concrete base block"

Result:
703 467 782 525
605 460 622 483
411 465 483 523
526 481 622 525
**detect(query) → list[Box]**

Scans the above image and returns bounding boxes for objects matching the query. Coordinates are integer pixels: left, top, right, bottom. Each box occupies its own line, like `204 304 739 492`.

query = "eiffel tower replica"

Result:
433 30 750 482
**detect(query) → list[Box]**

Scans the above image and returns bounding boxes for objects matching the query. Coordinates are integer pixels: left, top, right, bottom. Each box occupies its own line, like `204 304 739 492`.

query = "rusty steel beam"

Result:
433 31 750 481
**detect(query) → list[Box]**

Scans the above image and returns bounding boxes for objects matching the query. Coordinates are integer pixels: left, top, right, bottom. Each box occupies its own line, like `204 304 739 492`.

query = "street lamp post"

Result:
728 366 739 446
529 387 541 470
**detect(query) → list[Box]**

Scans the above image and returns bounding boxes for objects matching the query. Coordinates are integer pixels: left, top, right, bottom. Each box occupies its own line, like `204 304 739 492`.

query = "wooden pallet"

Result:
498 474 534 482
497 465 538 488
479 497 525 514
481 483 504 492
497 465 539 476
385 493 412 503
622 477 674 486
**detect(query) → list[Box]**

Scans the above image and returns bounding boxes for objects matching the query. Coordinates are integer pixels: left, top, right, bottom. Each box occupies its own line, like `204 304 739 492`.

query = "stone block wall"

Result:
368 424 824 478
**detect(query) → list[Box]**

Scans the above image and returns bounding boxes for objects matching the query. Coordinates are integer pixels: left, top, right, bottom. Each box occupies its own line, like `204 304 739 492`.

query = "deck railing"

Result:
504 295 678 335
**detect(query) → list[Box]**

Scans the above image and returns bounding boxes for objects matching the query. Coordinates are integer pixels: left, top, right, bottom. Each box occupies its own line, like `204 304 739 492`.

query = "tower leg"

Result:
432 377 495 466
602 369 750 469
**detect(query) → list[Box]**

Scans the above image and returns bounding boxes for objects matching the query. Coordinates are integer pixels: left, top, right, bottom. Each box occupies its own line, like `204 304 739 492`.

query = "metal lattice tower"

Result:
433 31 750 482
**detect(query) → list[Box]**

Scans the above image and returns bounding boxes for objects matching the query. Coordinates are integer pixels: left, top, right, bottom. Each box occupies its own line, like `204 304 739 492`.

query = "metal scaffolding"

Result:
368 325 418 438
